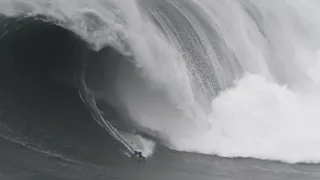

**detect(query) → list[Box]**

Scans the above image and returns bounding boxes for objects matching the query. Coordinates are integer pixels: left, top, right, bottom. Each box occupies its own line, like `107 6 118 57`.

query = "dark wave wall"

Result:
0 15 127 164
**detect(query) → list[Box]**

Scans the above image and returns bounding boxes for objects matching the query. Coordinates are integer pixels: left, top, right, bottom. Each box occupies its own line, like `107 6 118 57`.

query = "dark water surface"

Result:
1 134 320 180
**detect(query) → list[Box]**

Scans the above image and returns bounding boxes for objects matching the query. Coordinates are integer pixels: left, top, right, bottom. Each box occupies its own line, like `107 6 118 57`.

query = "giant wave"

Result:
1 0 320 164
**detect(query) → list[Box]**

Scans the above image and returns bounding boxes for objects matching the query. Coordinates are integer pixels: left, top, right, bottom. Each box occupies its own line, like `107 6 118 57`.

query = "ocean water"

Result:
1 0 320 179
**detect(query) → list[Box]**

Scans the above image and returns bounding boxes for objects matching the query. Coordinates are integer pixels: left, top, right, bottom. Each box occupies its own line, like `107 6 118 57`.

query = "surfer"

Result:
131 150 145 161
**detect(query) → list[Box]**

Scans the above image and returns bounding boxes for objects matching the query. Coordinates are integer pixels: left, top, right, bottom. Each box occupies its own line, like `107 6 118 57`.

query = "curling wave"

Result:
1 0 320 164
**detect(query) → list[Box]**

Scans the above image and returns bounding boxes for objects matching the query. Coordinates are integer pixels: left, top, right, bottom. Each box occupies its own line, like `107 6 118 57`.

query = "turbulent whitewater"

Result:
1 0 320 164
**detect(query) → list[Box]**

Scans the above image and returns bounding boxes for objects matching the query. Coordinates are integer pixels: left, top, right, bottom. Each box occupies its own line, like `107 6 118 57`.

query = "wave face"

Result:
1 0 320 164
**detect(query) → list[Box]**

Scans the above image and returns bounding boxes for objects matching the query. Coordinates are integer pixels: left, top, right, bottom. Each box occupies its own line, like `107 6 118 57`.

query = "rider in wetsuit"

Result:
132 151 145 161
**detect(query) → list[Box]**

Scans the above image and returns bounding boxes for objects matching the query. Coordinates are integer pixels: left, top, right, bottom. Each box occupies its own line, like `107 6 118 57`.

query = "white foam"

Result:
113 0 320 163
168 73 320 163
120 132 156 157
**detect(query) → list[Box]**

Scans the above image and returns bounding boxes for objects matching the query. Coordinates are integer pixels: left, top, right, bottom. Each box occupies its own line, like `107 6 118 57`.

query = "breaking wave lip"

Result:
0 1 219 162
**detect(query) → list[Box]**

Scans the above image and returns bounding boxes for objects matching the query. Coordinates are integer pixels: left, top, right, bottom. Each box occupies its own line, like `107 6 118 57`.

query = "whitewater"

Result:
1 0 320 165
